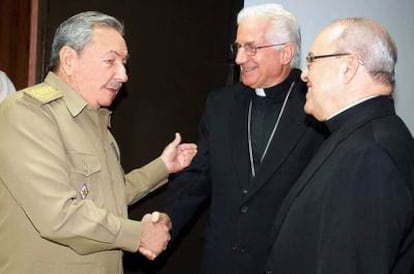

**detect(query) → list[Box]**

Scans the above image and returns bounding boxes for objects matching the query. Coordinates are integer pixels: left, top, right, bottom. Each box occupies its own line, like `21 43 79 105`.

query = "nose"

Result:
301 68 308 82
235 47 247 65
116 63 128 83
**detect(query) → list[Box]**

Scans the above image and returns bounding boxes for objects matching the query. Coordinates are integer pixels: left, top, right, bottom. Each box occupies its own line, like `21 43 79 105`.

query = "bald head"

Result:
326 18 397 88
301 17 397 121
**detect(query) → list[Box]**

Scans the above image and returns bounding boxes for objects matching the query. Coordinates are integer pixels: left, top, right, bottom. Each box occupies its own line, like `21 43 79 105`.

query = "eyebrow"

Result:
106 50 129 62
235 40 256 44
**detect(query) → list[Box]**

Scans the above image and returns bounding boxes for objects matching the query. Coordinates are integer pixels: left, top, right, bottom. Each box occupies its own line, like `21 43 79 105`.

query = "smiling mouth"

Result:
241 67 256 73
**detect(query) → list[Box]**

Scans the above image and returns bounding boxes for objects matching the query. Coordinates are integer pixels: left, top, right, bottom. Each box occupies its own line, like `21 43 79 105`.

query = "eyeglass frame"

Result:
230 42 287 56
305 52 353 69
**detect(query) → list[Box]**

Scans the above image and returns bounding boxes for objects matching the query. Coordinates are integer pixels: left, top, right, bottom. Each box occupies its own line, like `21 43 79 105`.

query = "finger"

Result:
163 235 171 251
151 211 160 222
157 213 172 229
177 143 197 151
170 132 182 147
142 213 152 222
139 247 157 260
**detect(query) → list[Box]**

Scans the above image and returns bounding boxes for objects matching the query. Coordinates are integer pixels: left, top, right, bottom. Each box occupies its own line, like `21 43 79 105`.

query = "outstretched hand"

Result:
160 132 197 173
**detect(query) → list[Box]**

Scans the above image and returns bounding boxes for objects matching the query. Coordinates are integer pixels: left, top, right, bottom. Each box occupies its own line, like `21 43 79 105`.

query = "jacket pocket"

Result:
66 152 103 203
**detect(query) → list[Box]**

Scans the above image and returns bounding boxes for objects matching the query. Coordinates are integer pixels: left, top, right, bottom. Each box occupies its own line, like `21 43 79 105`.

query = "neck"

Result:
261 66 292 89
325 82 392 121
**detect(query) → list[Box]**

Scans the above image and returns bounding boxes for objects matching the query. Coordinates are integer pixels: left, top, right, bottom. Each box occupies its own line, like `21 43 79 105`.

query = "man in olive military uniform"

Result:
0 11 197 274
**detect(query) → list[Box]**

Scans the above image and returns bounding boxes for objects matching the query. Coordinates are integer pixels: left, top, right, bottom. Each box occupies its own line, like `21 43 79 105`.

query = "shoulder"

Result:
0 70 16 94
22 83 63 105
207 82 250 103
0 70 10 83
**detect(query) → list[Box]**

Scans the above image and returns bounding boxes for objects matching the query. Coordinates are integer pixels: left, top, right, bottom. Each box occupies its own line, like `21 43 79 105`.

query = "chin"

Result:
99 100 115 108
241 76 258 88
102 95 117 106
304 103 312 114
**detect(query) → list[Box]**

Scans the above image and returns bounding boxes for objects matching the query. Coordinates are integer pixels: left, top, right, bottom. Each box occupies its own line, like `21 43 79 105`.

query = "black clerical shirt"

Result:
250 69 300 177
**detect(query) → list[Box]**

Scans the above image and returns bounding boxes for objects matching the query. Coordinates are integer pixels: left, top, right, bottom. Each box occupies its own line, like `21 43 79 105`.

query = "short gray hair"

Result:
333 18 397 86
49 11 124 71
237 4 301 68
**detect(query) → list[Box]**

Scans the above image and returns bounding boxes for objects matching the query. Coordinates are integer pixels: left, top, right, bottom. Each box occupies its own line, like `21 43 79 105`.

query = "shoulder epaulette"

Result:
23 83 63 104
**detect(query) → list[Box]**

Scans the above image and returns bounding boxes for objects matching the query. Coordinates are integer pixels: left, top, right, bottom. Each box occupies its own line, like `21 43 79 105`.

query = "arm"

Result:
0 99 154 254
317 145 413 274
162 106 212 239
124 132 197 204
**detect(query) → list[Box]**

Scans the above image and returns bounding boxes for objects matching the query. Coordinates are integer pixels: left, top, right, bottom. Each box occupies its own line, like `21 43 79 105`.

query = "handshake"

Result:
138 211 172 260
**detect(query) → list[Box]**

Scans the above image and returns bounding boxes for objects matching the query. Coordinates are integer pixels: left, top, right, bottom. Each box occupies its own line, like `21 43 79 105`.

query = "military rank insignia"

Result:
79 184 89 199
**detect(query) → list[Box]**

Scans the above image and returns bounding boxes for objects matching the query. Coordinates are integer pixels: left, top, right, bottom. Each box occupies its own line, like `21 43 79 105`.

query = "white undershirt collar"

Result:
255 88 266 97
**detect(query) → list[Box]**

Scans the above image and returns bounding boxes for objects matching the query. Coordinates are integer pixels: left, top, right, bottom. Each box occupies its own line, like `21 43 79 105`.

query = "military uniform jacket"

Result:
0 72 168 274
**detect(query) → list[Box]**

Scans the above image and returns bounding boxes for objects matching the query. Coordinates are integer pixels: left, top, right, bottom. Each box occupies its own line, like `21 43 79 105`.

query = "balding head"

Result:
328 18 397 88
301 17 397 121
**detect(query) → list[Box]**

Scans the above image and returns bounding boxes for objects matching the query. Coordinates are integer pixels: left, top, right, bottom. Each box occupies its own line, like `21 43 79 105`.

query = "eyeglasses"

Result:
305 52 351 69
230 42 287 56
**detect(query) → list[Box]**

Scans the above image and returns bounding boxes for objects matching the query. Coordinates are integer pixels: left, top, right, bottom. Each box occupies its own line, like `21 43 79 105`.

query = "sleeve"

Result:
0 98 142 254
124 157 169 204
316 145 413 274
162 96 213 239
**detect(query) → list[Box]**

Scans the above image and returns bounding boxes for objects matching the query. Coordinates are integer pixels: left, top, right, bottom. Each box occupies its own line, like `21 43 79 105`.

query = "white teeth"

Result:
242 67 254 72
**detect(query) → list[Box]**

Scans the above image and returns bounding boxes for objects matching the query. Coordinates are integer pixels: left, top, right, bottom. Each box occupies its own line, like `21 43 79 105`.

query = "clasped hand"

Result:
137 132 195 260
138 212 172 260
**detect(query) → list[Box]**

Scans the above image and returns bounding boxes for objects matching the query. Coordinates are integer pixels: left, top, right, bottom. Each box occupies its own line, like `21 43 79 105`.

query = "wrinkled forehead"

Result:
236 18 270 43
310 25 344 54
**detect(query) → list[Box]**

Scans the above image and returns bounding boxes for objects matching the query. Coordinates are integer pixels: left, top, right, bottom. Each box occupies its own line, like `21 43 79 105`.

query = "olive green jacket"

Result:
0 72 168 274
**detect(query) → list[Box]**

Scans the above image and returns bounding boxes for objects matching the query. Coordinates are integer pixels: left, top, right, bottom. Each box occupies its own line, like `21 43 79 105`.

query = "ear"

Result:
58 46 77 76
279 43 295 65
342 55 360 84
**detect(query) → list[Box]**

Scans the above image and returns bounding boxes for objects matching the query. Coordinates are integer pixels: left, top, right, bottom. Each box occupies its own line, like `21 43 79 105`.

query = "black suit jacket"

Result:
165 70 326 274
265 96 414 274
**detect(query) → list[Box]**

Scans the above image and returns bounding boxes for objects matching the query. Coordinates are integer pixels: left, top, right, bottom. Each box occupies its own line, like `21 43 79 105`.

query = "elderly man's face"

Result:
235 18 287 89
301 26 347 121
69 26 128 108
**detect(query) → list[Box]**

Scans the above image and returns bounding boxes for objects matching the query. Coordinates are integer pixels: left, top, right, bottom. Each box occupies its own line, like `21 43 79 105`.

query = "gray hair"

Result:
49 11 124 71
333 18 397 86
237 3 301 68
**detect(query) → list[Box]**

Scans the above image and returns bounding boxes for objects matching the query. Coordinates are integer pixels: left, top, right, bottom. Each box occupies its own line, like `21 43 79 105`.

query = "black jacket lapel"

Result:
246 86 308 198
230 85 253 190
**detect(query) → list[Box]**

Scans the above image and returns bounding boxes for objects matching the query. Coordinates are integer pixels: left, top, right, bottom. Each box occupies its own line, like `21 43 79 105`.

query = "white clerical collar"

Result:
326 95 379 120
255 88 266 97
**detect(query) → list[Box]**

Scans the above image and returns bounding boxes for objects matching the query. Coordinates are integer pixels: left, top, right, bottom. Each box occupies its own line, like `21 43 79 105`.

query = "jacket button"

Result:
240 205 248 213
264 270 273 274
242 189 248 195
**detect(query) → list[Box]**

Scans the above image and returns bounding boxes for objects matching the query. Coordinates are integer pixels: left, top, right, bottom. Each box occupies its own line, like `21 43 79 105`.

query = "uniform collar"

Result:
254 68 302 101
44 72 89 117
